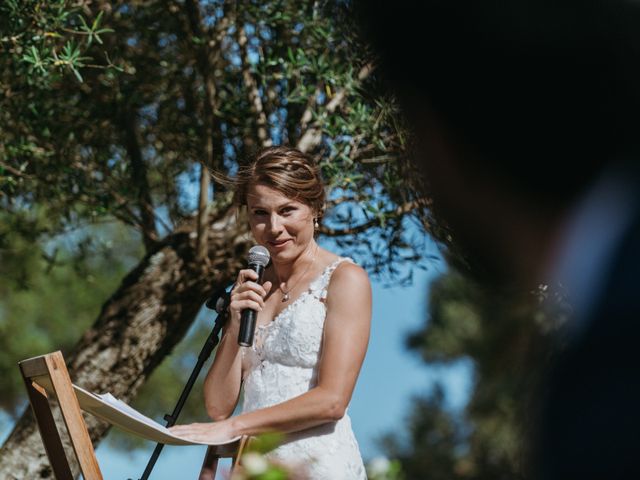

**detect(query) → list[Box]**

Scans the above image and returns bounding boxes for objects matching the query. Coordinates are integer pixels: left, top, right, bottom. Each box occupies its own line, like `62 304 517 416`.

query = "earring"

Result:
314 218 319 229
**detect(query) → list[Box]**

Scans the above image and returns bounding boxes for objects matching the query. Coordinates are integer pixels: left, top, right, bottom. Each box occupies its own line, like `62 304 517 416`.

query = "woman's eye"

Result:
281 206 296 214
252 209 267 216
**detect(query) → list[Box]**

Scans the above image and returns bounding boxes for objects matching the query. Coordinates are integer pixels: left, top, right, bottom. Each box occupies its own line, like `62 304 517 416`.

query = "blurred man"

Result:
358 1 640 478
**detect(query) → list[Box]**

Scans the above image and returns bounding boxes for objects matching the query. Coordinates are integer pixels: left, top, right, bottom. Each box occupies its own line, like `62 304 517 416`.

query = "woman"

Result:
170 146 371 479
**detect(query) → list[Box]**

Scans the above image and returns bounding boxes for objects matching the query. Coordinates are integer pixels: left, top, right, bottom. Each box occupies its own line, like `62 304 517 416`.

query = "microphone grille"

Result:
247 245 270 267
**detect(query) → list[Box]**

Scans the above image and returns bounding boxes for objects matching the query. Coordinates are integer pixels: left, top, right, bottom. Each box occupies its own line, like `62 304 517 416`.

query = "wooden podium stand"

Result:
19 351 247 480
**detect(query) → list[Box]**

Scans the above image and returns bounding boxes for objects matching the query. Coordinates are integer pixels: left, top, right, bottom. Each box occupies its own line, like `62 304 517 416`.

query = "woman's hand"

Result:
169 419 238 444
228 269 273 329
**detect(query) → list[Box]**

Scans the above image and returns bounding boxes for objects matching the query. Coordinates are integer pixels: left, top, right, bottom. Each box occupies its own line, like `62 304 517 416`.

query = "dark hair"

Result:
357 0 640 204
225 146 326 220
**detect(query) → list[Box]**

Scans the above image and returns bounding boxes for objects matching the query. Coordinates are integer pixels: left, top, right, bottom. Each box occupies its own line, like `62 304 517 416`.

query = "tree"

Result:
0 1 431 477
0 219 143 415
382 271 571 479
381 385 465 480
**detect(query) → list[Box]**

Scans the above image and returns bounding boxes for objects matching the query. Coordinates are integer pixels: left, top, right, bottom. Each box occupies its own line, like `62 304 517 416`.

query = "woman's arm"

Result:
202 321 243 421
202 270 273 421
170 261 371 442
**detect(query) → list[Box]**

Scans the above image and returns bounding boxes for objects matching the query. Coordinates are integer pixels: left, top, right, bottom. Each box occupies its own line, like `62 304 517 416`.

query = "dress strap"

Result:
308 257 354 300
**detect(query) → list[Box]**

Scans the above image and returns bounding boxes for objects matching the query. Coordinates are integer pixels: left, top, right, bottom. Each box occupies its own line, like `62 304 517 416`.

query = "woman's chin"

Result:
269 248 291 261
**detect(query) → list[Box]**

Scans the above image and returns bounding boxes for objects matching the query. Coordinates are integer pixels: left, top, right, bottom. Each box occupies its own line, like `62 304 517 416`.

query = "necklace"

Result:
279 244 318 302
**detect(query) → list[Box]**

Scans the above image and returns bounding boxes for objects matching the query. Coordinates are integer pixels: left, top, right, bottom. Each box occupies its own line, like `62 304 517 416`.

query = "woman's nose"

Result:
268 214 283 234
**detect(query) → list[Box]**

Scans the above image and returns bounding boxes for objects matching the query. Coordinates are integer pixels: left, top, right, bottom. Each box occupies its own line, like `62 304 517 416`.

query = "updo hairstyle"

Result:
229 146 326 222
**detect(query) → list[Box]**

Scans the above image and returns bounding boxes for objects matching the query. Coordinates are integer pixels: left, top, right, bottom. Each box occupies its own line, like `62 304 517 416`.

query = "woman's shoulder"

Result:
325 256 370 293
309 250 369 299
316 250 366 278
331 259 369 283
323 258 371 314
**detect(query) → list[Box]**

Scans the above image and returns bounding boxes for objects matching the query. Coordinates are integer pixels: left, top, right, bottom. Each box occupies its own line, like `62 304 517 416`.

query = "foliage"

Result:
380 386 465 480
0 220 142 415
0 0 433 450
366 456 405 480
382 271 571 479
1 0 429 270
0 0 117 85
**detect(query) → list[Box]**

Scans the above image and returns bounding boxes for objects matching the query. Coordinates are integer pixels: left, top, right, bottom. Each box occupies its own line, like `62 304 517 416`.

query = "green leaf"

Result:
70 65 83 82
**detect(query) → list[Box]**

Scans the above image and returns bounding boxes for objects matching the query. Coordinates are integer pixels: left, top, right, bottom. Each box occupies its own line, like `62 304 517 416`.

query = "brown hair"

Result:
221 146 326 221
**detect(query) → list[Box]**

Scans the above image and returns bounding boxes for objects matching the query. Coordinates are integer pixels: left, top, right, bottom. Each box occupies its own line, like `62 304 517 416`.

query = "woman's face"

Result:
246 183 316 263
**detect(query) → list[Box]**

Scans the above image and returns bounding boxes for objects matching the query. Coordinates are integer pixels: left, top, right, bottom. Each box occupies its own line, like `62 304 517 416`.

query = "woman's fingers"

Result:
232 298 263 312
168 424 192 435
232 278 269 299
231 286 266 306
228 270 273 315
236 268 258 284
169 422 235 444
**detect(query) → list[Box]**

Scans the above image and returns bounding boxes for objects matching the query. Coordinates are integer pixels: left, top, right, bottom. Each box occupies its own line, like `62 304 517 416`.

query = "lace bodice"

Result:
240 257 367 479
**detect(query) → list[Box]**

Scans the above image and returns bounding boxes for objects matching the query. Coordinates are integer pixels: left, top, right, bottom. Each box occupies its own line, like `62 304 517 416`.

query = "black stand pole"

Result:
131 286 231 480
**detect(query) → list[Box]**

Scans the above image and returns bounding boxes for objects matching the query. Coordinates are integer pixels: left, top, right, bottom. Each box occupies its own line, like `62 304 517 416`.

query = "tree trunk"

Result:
0 203 250 479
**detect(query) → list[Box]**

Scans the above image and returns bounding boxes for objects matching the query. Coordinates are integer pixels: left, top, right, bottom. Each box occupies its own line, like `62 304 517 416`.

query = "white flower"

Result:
242 452 269 475
367 456 391 476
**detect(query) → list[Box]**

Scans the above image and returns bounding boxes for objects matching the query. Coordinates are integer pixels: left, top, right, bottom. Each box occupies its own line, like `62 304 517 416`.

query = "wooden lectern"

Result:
19 351 247 480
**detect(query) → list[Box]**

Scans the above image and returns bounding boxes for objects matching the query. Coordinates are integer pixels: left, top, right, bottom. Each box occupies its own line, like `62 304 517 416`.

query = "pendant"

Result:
282 292 290 302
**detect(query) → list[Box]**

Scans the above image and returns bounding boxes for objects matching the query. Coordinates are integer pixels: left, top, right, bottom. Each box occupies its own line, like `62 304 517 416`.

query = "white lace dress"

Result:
240 257 367 479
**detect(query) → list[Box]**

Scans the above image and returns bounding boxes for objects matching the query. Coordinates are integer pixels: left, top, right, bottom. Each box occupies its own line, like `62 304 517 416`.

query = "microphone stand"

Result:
131 286 231 480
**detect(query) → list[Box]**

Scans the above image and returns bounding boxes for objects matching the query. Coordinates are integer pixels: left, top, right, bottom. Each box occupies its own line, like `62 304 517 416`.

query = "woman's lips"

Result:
268 239 291 249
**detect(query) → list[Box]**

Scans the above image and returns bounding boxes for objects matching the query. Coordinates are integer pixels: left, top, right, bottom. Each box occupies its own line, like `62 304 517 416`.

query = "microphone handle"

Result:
238 262 265 347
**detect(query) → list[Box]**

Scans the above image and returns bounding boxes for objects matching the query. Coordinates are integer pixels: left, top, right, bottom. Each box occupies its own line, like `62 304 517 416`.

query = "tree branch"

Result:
183 0 230 262
120 108 159 250
70 148 152 234
104 186 156 234
237 24 272 148
319 198 423 237
296 62 374 153
298 84 322 135
327 194 373 207
0 161 32 178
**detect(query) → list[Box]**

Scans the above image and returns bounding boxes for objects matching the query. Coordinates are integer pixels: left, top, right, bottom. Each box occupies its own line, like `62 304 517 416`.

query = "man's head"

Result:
358 0 640 282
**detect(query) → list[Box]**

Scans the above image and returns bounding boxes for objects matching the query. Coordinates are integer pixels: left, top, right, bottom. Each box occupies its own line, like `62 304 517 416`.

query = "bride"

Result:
170 146 371 479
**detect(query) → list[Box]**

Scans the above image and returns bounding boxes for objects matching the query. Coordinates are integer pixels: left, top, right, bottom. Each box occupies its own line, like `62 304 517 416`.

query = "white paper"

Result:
32 375 241 447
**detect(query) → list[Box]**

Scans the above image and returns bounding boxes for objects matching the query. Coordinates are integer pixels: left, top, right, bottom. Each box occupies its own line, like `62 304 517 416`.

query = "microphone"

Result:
205 286 231 314
238 245 271 347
